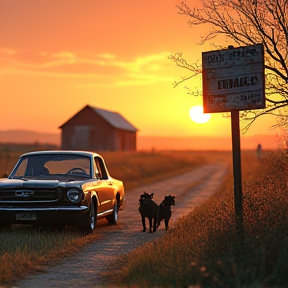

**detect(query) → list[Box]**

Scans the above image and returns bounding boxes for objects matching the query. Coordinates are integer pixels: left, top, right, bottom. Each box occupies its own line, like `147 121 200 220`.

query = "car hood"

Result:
0 178 86 189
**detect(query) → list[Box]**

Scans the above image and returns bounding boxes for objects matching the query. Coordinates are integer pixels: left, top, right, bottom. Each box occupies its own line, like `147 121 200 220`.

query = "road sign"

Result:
202 43 265 113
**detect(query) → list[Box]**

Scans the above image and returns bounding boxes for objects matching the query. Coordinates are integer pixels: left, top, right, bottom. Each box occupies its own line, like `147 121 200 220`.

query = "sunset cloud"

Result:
52 52 78 59
0 48 19 56
0 49 174 86
0 0 274 143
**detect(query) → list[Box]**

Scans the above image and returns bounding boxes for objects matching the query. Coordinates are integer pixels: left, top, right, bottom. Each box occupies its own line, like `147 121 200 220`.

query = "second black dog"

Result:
157 195 175 230
138 192 158 233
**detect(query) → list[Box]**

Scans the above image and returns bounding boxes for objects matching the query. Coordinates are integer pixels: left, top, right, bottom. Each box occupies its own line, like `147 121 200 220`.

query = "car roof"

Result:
21 150 101 158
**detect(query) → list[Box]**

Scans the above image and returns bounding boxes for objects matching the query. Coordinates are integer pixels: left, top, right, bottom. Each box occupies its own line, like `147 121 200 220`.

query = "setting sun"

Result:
0 1 278 151
189 105 211 124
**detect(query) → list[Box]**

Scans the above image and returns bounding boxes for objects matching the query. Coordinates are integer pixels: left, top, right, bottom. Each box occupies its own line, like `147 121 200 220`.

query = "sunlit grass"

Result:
105 150 288 288
3 146 286 287
101 150 230 191
0 226 105 283
0 148 231 285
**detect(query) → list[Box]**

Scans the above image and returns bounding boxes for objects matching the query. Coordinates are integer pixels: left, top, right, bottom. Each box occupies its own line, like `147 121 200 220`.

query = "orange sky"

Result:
0 0 281 149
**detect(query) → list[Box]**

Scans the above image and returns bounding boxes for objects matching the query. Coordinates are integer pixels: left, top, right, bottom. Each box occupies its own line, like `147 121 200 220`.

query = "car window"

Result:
94 159 101 179
46 158 90 175
13 158 28 178
94 156 108 179
10 154 91 179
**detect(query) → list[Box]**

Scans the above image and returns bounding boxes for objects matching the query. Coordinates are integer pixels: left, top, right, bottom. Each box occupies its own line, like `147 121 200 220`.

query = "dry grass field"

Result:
106 149 288 288
2 144 286 287
0 144 232 285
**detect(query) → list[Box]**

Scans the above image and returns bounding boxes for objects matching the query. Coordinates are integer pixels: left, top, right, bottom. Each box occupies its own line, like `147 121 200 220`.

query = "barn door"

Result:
73 126 90 150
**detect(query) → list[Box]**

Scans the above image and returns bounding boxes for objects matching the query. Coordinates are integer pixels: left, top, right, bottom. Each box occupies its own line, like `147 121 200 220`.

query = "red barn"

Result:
59 105 138 151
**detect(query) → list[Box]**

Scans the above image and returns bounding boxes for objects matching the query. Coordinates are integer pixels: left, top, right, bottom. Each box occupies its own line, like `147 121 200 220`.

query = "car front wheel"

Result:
106 202 118 225
79 199 96 234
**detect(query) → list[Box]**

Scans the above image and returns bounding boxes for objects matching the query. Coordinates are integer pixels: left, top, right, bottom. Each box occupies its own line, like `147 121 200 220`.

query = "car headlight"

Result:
67 189 83 203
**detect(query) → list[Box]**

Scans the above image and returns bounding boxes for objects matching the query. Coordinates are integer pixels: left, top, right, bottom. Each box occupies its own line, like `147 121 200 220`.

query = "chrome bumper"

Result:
0 206 88 212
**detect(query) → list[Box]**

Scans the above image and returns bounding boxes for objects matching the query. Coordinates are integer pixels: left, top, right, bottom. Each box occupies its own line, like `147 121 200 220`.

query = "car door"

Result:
94 157 115 214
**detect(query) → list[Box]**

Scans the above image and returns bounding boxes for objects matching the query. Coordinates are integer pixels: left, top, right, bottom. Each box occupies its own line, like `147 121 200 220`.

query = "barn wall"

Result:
61 126 73 150
115 130 137 151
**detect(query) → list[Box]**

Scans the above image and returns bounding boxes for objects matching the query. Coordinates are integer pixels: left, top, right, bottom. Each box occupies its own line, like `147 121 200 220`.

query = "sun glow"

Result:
189 105 211 124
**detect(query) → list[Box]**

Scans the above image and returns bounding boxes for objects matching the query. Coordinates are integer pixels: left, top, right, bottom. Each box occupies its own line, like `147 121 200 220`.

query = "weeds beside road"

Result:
4 148 285 288
109 150 288 288
12 162 229 288
0 149 230 286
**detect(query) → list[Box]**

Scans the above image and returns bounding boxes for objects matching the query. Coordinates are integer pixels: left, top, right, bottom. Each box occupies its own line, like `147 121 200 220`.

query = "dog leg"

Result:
148 217 153 233
153 218 157 232
165 218 169 230
141 215 146 232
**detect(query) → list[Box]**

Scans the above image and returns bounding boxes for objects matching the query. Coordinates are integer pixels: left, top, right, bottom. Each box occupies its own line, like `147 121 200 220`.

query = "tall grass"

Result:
0 228 83 282
106 150 288 288
101 150 231 190
0 148 230 285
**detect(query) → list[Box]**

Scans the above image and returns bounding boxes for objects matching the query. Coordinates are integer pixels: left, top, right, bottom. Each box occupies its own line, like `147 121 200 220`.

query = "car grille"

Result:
0 188 58 203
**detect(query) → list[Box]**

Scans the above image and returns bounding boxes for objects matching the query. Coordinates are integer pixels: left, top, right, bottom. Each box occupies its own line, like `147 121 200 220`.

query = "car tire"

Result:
106 202 118 225
79 199 96 234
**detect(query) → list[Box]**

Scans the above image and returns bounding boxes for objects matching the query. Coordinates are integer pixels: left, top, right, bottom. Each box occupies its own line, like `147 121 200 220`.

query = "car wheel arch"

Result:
116 192 121 209
90 190 100 207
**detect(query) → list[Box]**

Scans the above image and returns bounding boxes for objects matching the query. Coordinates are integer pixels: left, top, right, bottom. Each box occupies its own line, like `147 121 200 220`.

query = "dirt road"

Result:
12 163 228 288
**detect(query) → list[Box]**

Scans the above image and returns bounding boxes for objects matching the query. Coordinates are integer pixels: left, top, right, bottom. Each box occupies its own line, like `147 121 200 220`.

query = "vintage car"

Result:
0 150 125 233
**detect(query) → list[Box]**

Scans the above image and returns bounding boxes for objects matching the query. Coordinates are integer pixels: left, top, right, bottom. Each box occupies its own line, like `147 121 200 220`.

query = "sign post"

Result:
202 43 265 246
231 110 244 244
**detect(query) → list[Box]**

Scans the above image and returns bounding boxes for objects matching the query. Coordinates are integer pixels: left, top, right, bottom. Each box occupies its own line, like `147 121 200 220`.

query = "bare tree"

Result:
170 0 288 132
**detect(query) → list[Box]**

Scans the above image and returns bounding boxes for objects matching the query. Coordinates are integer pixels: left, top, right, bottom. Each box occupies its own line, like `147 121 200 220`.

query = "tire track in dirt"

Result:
12 163 228 288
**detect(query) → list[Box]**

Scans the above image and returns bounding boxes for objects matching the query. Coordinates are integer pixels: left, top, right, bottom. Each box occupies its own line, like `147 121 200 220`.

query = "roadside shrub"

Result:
0 150 229 285
109 150 288 288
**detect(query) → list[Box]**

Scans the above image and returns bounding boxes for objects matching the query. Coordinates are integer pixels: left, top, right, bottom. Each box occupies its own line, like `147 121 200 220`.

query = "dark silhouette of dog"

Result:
157 195 175 230
138 192 159 233
139 191 154 206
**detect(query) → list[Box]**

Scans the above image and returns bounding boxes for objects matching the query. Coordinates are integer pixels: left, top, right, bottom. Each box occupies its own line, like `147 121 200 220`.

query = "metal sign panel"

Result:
202 43 265 113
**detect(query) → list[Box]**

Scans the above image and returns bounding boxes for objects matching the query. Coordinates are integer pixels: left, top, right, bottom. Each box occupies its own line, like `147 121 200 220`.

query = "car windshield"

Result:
10 154 91 180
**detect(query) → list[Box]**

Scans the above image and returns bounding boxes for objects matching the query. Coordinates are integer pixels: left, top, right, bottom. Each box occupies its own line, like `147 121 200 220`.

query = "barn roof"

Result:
91 106 138 132
59 105 138 132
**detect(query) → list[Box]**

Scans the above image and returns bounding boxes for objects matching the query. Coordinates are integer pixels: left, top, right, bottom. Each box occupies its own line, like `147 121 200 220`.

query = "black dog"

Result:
139 191 154 206
138 192 159 233
157 195 175 230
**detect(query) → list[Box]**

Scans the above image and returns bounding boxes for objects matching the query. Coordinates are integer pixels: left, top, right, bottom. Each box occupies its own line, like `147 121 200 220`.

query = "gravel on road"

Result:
12 163 228 288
